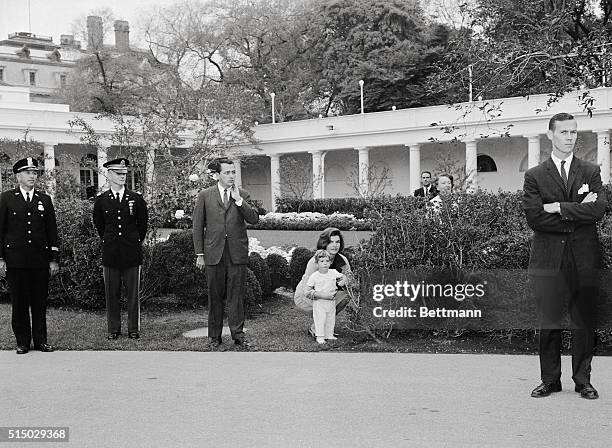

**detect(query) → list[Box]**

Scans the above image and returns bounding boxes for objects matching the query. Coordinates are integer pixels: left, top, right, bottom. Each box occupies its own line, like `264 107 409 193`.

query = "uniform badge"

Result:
128 200 135 215
37 201 44 211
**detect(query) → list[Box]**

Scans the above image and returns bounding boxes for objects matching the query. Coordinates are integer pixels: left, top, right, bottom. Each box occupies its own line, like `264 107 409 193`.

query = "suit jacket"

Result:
93 189 148 268
192 185 259 265
522 157 606 276
414 185 438 198
0 188 58 269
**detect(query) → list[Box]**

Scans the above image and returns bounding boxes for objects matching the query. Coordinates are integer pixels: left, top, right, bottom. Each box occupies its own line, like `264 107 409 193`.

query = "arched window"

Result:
127 166 142 192
477 154 497 172
80 153 98 199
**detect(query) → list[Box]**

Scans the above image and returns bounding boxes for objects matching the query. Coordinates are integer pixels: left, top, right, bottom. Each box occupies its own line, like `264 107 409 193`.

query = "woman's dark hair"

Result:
316 227 345 253
316 227 346 271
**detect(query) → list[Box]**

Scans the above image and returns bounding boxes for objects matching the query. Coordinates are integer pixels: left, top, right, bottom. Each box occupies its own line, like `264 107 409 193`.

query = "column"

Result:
407 143 421 195
465 139 478 190
525 135 541 169
43 143 56 197
595 130 611 184
233 158 242 188
145 147 155 201
310 150 324 199
355 147 369 197
97 146 108 192
269 154 280 211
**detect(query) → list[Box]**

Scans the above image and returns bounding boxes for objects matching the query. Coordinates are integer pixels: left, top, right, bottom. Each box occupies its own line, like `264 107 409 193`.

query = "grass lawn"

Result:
2 292 610 354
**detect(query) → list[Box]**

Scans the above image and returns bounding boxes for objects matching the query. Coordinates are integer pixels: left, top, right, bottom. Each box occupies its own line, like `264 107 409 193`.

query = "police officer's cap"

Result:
13 157 39 174
103 158 130 171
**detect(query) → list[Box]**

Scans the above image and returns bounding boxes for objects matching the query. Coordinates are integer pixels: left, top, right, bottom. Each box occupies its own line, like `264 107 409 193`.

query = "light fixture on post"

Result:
468 65 473 102
270 92 276 124
359 79 364 114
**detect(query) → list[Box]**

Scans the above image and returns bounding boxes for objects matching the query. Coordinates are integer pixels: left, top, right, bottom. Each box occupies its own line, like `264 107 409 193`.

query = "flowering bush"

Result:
249 211 371 231
248 237 294 262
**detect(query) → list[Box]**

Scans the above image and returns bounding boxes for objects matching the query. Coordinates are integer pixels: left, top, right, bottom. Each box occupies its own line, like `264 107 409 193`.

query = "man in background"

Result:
413 171 438 198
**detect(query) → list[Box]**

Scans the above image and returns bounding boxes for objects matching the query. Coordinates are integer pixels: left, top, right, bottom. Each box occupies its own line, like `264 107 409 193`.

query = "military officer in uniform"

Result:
93 158 148 340
0 157 59 354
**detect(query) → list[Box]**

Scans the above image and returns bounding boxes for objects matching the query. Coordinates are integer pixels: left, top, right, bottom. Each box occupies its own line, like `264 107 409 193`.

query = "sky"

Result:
0 0 180 46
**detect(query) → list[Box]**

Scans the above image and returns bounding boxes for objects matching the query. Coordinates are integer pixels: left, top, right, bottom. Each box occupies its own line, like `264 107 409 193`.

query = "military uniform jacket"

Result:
0 188 58 269
93 189 148 268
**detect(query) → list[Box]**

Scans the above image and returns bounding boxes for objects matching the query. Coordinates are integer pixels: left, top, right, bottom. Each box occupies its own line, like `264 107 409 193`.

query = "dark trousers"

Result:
7 267 50 347
532 245 597 385
103 266 140 334
205 242 246 341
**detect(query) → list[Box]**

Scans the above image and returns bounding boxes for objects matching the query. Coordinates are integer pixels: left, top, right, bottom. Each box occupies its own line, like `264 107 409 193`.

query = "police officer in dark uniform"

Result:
93 158 148 340
0 157 59 354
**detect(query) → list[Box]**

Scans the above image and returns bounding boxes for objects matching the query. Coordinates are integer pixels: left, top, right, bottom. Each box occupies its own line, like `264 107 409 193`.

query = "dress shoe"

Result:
16 346 29 355
209 337 222 348
34 343 55 352
107 333 120 340
128 332 140 339
531 381 562 398
575 383 599 400
234 338 250 348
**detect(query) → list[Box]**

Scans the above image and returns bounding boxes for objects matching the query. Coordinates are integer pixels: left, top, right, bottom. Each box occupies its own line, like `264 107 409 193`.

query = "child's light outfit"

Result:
307 269 342 340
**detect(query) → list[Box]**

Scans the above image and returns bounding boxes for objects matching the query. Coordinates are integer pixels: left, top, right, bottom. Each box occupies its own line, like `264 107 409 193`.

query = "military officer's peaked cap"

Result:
13 157 40 173
103 158 130 171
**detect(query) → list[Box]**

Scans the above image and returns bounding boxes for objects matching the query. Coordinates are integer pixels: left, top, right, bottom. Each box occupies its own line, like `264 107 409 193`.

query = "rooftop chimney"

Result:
114 20 129 52
87 16 103 51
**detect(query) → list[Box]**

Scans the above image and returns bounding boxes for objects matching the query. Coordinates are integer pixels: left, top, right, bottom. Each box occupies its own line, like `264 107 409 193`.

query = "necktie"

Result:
116 192 121 202
560 160 568 191
26 192 30 203
223 189 229 207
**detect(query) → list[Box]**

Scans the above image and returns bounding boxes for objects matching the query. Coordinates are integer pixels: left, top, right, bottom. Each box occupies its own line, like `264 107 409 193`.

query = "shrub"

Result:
143 230 207 306
245 268 262 309
275 197 372 218
249 211 371 231
288 246 314 289
266 253 290 290
248 252 272 299
348 192 537 335
49 199 105 309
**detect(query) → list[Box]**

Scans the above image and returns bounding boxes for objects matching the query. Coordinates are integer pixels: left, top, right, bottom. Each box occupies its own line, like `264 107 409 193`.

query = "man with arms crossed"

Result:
0 158 59 354
193 158 259 348
523 112 605 399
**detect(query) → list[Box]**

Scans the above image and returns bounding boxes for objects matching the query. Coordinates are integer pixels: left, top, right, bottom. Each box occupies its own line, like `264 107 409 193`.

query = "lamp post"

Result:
359 80 364 114
468 65 473 102
270 92 276 124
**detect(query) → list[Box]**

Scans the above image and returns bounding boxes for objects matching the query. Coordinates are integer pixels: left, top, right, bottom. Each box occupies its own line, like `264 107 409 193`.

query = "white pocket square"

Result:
578 183 590 194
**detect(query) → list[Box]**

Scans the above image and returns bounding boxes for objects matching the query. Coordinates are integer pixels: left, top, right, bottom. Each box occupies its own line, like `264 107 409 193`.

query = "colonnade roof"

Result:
2 85 612 152
239 87 612 155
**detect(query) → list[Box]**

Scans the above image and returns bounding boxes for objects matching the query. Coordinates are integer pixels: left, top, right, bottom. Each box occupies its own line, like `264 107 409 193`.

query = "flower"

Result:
188 174 199 182
175 209 185 219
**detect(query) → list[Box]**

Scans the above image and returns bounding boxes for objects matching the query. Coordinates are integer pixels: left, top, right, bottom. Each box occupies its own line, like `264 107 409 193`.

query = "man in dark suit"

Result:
93 158 148 340
193 158 259 348
0 157 59 354
413 171 438 198
523 112 606 400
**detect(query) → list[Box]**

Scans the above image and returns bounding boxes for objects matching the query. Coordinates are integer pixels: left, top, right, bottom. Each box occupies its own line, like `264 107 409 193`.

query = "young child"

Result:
305 249 347 344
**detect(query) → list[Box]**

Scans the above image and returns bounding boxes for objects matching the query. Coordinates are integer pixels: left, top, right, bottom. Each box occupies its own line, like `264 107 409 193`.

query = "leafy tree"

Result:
304 0 454 114
427 0 612 105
